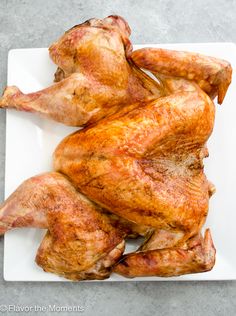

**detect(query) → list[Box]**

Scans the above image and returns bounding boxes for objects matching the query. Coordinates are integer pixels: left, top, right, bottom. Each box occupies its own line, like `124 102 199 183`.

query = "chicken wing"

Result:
114 229 215 278
131 47 232 104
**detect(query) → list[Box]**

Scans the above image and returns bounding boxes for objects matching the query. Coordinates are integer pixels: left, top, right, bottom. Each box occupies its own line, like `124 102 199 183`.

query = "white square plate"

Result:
4 43 236 281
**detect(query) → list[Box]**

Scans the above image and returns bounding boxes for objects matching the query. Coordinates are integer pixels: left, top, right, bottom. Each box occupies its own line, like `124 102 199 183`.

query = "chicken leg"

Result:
0 172 125 280
0 16 161 126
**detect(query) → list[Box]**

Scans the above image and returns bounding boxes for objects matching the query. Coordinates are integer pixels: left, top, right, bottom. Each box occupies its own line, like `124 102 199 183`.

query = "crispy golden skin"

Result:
0 172 125 280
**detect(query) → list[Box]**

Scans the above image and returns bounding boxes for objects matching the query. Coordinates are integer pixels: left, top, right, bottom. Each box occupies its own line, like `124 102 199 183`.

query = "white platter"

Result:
4 43 236 281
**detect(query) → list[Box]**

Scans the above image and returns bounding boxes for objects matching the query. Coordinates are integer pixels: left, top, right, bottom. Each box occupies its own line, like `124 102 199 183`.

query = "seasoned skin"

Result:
36 231 125 281
0 16 161 126
54 88 215 236
114 229 215 278
131 48 232 104
0 172 125 280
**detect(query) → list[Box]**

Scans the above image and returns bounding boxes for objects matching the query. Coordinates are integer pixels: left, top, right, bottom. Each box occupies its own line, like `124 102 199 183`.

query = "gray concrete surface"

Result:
0 0 236 315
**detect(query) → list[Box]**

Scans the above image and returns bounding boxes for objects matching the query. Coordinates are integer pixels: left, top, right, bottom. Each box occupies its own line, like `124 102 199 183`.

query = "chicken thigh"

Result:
0 16 160 126
0 172 125 280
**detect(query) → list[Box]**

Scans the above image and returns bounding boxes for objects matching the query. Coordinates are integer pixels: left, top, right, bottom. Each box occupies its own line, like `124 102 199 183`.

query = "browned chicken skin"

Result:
54 88 214 233
54 86 217 276
0 15 232 280
0 172 126 280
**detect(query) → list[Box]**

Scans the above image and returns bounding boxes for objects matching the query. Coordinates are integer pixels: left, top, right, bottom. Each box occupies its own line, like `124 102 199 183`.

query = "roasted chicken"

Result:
0 15 232 280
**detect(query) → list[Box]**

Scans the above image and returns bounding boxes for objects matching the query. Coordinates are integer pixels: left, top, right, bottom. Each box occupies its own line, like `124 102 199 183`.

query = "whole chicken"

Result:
0 15 232 280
